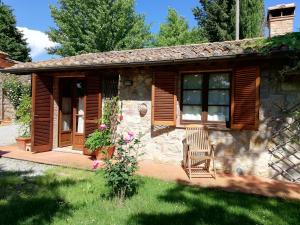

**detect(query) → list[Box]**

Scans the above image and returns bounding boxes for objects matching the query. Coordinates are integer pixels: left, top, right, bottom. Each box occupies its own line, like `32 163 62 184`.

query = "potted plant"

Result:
15 95 31 151
85 97 120 159
85 124 115 159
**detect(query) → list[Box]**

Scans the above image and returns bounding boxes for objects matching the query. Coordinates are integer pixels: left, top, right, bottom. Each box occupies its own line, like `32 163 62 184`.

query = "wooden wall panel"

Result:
31 74 53 152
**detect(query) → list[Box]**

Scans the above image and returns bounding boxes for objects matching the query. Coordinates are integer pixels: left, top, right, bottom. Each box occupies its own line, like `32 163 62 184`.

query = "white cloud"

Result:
17 27 58 59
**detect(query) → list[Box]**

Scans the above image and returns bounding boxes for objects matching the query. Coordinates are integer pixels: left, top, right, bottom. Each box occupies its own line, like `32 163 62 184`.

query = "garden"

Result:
1 166 300 225
1 95 300 225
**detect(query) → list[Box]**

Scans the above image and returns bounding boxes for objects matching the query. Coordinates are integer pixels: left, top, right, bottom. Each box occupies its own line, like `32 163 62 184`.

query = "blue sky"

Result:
3 0 300 61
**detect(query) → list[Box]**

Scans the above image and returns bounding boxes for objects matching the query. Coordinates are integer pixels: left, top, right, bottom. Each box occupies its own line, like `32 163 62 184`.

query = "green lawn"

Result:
0 167 299 225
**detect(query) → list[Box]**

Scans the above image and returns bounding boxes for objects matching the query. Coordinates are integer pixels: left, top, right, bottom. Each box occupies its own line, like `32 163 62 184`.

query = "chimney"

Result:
267 3 296 37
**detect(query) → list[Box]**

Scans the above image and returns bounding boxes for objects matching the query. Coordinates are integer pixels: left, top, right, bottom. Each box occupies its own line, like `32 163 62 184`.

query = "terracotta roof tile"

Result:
2 38 263 73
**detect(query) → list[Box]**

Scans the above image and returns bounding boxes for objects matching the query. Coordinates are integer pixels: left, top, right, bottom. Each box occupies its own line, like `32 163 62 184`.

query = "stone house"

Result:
1 3 299 181
0 51 31 121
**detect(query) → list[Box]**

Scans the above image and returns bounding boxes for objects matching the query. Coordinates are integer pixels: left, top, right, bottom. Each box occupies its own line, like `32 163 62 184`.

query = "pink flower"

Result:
99 124 107 130
128 131 134 137
92 160 100 170
124 132 134 144
124 135 133 144
119 115 124 121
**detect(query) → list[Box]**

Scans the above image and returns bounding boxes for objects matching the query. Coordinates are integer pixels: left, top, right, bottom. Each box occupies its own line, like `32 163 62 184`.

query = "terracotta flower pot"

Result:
83 148 96 156
95 146 115 160
16 137 31 151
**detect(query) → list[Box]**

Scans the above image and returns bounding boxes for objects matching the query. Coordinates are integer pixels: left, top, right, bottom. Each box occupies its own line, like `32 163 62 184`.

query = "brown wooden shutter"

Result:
31 74 53 152
231 66 260 130
152 71 177 126
84 73 102 138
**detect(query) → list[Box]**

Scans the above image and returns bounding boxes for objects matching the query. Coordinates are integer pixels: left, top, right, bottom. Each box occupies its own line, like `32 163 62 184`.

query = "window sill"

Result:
176 122 231 131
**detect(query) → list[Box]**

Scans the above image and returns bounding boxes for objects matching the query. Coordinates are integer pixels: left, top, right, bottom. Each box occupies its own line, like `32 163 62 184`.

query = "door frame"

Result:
58 77 86 150
72 78 86 150
58 78 73 147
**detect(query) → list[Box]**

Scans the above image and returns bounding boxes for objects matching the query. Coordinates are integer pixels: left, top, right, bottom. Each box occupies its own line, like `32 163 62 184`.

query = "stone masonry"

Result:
0 74 31 121
118 68 300 179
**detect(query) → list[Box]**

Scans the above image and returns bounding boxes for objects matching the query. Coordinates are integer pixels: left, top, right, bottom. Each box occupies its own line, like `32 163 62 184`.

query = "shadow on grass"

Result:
128 182 300 225
0 168 80 225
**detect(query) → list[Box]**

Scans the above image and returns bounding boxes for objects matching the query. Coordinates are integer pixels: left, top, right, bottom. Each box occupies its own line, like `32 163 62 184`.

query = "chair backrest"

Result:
185 125 210 151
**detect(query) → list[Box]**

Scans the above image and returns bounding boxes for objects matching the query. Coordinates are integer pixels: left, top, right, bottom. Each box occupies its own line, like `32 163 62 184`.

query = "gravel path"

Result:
0 158 52 177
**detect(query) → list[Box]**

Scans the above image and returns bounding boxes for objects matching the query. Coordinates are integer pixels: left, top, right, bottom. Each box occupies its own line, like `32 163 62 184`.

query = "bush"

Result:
16 95 31 137
85 127 112 152
103 131 142 201
2 75 30 109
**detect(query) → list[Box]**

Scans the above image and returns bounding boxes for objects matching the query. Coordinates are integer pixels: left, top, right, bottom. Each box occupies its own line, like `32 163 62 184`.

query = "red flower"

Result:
119 115 124 121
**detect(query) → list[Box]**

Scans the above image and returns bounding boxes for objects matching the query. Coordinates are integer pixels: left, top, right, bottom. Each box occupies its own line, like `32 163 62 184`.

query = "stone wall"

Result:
0 74 31 121
118 69 300 179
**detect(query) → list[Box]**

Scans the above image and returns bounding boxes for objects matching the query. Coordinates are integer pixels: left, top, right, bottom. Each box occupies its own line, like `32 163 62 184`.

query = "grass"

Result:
0 167 299 225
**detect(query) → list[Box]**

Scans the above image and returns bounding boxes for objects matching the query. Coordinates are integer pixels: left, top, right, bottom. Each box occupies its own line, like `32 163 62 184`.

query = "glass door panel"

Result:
72 79 85 150
61 97 72 131
59 79 73 147
75 81 85 134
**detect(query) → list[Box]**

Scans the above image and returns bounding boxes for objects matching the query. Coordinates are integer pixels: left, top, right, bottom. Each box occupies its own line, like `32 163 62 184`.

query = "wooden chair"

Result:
183 125 216 179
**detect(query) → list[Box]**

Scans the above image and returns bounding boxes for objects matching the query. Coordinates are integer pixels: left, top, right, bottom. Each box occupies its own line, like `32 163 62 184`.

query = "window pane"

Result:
182 106 202 121
76 80 85 97
183 90 202 105
208 90 230 105
77 97 84 115
62 97 72 114
209 73 230 88
76 116 84 133
183 74 202 89
208 106 229 121
62 115 71 131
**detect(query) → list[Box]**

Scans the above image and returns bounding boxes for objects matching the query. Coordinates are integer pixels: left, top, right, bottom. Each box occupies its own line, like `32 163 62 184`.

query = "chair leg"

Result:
206 159 210 172
213 159 216 179
188 158 192 180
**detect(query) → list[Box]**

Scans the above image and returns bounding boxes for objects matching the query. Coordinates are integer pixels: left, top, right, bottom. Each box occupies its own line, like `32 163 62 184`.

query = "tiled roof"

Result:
2 38 265 73
0 51 8 56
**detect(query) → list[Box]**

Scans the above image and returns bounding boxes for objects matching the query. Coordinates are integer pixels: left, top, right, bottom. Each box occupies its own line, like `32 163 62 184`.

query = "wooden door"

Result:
31 74 53 152
59 79 73 147
72 79 85 150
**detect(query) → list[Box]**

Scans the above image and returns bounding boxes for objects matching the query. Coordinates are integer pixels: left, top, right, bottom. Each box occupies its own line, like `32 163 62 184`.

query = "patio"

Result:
1 145 300 201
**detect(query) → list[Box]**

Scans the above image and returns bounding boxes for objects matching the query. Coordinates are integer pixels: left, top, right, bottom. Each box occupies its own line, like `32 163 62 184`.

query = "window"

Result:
182 74 203 121
208 73 230 122
181 72 230 124
75 80 85 133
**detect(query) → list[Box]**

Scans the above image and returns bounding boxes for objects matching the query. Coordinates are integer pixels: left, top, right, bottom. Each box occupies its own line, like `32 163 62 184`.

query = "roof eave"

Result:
0 54 247 74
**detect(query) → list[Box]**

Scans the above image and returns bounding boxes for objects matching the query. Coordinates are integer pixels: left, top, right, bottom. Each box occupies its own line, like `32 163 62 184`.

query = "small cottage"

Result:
1 4 299 180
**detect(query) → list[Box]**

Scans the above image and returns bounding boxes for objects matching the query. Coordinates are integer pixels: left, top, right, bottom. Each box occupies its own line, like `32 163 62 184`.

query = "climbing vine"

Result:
244 32 300 80
2 75 31 109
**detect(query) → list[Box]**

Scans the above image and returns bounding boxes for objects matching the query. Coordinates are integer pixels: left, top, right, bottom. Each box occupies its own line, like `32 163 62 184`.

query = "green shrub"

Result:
103 132 142 201
2 75 30 109
85 128 112 152
16 95 31 137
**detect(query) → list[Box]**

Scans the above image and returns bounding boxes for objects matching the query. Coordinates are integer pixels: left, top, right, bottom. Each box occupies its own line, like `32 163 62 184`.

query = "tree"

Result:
48 0 151 56
240 0 264 39
0 2 31 62
154 8 206 47
193 0 264 42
